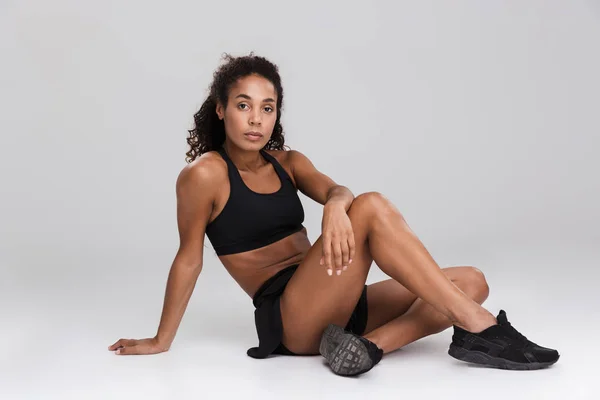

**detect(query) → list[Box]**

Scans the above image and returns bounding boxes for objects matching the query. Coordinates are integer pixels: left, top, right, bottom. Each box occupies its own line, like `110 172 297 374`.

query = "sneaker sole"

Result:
448 344 559 370
319 324 344 359
319 324 373 376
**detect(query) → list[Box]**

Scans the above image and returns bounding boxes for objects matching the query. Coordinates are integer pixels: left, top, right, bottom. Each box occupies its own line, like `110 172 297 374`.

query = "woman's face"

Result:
216 74 278 151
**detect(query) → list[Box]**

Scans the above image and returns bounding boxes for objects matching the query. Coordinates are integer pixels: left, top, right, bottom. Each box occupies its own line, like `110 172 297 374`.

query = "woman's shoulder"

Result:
177 151 227 190
264 148 307 167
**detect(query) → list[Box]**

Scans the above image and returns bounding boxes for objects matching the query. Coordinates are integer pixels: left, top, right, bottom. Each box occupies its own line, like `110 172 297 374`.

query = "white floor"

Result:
2 244 597 399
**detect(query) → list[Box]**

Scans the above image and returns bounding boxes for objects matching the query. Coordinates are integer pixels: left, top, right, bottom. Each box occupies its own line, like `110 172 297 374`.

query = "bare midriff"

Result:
217 228 312 298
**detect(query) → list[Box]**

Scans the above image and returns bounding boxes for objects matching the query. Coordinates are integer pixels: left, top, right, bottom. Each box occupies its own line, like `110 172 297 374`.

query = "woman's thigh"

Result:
279 195 377 354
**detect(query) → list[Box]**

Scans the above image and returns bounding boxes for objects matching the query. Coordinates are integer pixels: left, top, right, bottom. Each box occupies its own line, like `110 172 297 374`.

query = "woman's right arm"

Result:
108 160 219 355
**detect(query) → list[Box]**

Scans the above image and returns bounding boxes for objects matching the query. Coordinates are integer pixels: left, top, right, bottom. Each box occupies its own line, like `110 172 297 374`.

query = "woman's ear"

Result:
215 102 224 120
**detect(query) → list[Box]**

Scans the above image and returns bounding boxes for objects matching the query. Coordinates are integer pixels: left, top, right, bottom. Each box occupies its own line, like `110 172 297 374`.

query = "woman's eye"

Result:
264 106 273 112
238 103 248 110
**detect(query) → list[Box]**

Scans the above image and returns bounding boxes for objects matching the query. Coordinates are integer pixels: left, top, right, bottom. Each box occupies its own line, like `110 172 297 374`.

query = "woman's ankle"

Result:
451 304 497 333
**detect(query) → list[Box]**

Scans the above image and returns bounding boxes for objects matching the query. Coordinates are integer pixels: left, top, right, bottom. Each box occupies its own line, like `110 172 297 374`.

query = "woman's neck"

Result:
222 141 267 172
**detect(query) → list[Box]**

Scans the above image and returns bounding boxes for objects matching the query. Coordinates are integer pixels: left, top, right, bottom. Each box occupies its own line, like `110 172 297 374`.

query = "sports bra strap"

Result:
217 146 294 186
216 147 244 184
259 149 294 185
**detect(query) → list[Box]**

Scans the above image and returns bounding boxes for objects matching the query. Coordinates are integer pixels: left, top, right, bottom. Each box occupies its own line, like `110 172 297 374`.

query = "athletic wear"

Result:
204 148 367 359
205 147 305 256
448 310 560 370
247 264 369 359
319 324 383 376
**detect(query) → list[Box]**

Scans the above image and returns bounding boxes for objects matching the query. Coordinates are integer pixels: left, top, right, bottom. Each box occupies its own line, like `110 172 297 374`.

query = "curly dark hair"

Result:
185 52 287 163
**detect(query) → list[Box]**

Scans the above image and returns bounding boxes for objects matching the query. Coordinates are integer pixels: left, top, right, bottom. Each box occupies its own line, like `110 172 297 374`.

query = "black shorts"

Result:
246 264 369 359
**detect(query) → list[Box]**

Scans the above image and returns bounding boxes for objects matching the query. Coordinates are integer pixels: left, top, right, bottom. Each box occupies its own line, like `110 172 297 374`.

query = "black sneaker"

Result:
448 310 560 370
319 324 383 376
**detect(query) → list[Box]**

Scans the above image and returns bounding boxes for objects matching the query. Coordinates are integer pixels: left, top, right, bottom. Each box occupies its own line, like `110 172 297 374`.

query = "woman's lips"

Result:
244 132 263 141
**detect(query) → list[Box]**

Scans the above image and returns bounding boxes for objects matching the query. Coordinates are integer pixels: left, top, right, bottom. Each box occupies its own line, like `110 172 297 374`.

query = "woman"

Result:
108 53 559 376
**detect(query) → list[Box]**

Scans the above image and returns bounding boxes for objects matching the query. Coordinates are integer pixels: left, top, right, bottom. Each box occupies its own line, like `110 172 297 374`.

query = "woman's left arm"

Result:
288 150 355 276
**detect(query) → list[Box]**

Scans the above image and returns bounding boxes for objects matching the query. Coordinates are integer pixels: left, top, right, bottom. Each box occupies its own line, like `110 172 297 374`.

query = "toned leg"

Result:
362 192 496 333
279 196 374 354
362 266 490 354
280 191 496 354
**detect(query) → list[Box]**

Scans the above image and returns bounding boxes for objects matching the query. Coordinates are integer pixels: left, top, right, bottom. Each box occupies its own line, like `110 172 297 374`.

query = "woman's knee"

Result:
462 266 490 302
349 191 398 220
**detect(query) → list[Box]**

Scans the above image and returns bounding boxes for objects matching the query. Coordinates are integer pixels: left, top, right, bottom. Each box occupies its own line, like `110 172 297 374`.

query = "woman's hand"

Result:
108 336 169 355
320 202 355 276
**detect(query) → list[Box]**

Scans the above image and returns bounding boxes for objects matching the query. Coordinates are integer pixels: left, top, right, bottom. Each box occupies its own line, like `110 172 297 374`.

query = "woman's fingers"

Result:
347 233 355 267
340 239 350 271
321 237 356 276
110 338 165 355
322 234 333 275
332 241 343 275
108 338 135 351
322 232 355 277
116 345 141 355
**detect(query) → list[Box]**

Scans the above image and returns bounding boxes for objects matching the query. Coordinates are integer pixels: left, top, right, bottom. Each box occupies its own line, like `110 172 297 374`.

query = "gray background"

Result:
1 1 598 399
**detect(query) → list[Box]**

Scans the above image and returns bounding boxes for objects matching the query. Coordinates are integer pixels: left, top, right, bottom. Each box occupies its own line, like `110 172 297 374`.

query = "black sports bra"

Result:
205 147 305 256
